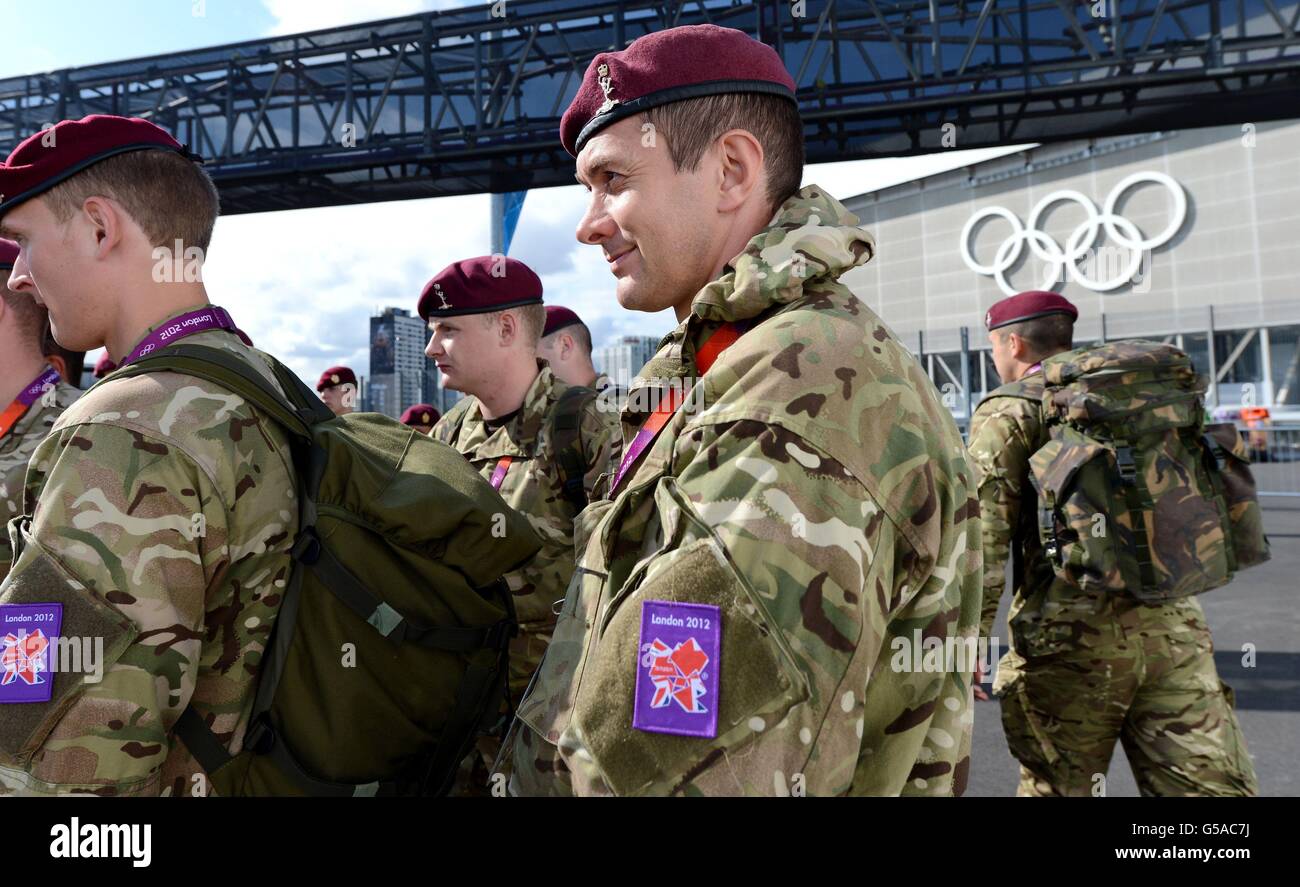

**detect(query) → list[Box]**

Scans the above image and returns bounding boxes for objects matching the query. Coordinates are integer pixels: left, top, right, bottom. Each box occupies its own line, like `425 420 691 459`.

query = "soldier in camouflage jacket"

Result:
970 291 1257 796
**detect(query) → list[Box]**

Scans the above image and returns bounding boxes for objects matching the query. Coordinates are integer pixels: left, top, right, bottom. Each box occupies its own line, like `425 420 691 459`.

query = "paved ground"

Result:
968 500 1299 797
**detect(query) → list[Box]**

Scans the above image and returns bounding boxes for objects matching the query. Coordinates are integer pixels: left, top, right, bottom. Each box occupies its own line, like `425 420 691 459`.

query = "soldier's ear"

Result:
715 129 765 214
46 354 70 382
80 196 123 256
498 310 518 347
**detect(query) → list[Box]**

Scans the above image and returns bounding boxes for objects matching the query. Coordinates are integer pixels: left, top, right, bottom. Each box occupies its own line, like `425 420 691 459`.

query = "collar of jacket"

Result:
692 184 873 324
638 185 875 387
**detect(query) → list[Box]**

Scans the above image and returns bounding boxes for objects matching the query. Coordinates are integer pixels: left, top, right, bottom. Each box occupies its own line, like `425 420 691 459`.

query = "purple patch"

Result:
633 600 720 738
0 603 62 704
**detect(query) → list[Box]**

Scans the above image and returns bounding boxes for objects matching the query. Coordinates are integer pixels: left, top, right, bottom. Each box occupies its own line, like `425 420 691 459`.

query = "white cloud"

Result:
203 193 490 385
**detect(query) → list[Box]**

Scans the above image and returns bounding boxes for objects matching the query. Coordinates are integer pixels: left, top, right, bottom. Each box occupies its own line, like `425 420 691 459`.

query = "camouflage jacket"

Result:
0 307 297 796
433 365 616 667
0 373 80 579
968 372 1212 660
508 186 982 796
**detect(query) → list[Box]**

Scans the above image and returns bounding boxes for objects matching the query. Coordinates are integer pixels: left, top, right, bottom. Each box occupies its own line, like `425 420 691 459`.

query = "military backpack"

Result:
115 344 541 796
992 341 1269 604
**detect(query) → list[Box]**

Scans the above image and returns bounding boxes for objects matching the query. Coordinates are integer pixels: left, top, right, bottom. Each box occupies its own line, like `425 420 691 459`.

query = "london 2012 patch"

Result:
0 603 62 704
633 600 720 738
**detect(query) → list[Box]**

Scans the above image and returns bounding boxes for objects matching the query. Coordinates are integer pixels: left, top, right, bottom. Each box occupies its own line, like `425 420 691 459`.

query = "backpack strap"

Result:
1026 472 1061 565
975 375 1044 414
1111 439 1160 593
976 376 1048 585
549 384 595 512
113 343 333 436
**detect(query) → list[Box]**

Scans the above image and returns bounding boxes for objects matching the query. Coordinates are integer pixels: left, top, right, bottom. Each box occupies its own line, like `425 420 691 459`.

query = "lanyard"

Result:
0 366 61 441
118 306 251 368
490 456 513 490
611 322 744 493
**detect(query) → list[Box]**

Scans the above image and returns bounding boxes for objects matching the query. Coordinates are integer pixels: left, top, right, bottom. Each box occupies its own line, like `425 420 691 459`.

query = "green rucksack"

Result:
115 344 542 796
1013 341 1269 604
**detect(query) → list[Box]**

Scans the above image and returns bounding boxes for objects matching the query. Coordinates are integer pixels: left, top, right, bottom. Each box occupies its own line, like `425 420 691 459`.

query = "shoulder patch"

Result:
633 600 721 739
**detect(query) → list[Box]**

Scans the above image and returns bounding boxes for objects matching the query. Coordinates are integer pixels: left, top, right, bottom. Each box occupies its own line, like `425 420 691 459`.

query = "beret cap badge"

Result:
596 63 620 115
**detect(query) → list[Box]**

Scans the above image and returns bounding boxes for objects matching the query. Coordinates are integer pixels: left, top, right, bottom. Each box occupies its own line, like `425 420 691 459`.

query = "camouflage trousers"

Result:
452 627 551 797
993 630 1258 797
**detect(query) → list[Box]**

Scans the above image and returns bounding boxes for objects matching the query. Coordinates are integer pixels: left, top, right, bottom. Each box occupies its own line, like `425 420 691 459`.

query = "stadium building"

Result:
841 119 1300 425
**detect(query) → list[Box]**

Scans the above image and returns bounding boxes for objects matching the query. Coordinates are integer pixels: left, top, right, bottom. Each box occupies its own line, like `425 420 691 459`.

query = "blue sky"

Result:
5 1 1026 384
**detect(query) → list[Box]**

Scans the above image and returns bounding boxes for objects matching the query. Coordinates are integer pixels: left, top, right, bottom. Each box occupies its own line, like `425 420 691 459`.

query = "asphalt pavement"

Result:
967 500 1299 797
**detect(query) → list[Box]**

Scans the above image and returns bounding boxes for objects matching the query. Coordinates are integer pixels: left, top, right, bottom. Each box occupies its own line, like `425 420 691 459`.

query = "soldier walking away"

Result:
969 290 1261 797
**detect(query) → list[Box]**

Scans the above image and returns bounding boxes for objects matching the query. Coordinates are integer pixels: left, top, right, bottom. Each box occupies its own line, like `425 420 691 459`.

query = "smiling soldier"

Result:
507 24 981 797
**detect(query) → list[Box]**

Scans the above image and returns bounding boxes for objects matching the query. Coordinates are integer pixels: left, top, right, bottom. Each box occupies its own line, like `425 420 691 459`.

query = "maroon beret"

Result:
93 352 118 379
418 256 543 321
0 115 202 218
985 290 1079 331
560 24 797 157
400 404 440 428
316 366 357 392
542 305 584 338
0 238 17 270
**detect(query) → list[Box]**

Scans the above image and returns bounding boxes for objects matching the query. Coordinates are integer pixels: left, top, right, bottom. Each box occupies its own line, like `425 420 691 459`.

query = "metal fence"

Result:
1242 426 1300 499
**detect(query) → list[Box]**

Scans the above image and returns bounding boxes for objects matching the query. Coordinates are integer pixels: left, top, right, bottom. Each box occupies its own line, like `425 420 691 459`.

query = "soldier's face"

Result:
575 117 718 317
1 197 106 352
321 384 355 415
989 330 1015 383
537 331 585 385
427 315 497 395
536 331 564 369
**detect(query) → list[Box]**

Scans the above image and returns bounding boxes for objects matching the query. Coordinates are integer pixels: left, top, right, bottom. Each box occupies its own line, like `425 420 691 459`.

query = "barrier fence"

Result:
1241 425 1300 499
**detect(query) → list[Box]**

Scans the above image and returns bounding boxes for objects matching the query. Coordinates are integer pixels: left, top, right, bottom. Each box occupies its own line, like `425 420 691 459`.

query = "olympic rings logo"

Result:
960 171 1187 295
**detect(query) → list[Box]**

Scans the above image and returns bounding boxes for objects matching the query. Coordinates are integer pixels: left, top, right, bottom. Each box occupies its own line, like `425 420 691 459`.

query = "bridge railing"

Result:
1 0 1296 212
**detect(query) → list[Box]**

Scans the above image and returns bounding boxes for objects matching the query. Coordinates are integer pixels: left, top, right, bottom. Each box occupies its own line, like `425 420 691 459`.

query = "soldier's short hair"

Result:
999 314 1074 358
0 287 48 350
641 92 805 214
41 149 221 253
543 321 593 358
484 303 546 347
